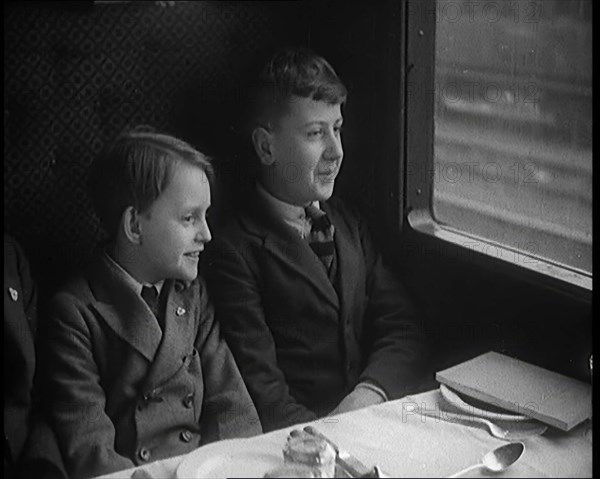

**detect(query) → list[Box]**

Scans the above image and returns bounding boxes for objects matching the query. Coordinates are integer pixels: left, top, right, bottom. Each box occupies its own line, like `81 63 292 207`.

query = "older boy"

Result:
39 129 261 478
205 48 428 432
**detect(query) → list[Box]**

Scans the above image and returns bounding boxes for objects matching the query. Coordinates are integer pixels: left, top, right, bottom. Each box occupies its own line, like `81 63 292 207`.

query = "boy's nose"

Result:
325 133 343 161
196 220 212 244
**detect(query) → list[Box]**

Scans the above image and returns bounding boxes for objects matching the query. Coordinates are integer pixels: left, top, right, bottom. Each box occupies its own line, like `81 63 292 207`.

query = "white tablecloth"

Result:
96 389 592 478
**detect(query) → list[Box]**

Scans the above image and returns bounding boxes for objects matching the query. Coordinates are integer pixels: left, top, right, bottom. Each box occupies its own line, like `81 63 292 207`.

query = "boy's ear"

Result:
122 206 143 245
252 126 275 166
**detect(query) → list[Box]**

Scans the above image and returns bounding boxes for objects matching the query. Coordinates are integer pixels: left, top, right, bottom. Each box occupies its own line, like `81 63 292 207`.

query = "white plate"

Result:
176 438 282 478
440 384 530 421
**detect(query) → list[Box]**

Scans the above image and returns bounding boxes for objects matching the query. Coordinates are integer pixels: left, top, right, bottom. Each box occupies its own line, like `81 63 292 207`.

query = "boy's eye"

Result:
183 215 195 223
307 129 323 138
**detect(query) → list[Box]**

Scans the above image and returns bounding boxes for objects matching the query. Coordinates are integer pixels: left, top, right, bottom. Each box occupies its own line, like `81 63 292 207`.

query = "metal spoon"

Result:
417 408 547 440
448 442 525 478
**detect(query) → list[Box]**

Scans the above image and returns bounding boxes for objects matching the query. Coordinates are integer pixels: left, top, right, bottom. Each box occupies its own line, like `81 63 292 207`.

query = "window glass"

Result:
433 0 592 274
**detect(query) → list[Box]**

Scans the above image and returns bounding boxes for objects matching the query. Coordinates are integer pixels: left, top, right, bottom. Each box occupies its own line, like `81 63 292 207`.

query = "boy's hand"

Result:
328 384 385 416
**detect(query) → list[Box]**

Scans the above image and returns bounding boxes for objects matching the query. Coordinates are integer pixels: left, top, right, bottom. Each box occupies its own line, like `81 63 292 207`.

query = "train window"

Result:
405 0 592 290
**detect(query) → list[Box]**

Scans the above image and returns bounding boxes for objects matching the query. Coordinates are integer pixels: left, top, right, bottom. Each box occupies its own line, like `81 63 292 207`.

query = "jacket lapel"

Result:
239 194 340 310
142 280 197 389
324 202 362 321
88 255 162 363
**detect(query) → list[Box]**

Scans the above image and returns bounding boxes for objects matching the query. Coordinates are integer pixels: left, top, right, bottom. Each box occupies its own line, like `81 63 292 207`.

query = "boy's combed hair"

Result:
249 46 348 128
89 126 213 237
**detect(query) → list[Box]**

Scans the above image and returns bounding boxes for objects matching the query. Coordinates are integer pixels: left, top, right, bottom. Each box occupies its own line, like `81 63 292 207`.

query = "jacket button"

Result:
182 393 194 409
138 447 151 461
180 430 193 443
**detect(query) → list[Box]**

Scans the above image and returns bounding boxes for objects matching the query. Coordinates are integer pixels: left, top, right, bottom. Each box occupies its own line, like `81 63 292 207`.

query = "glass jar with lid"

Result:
282 431 336 478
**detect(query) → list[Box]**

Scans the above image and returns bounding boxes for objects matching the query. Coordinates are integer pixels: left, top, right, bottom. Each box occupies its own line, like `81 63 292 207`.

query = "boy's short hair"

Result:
248 47 347 129
89 126 213 237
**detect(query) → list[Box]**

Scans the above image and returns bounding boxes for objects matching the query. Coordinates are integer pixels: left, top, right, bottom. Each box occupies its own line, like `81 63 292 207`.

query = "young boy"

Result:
39 128 261 478
205 47 429 432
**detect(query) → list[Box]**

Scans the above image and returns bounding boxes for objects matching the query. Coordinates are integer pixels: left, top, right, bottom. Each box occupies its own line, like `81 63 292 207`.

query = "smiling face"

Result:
261 96 344 206
137 161 212 283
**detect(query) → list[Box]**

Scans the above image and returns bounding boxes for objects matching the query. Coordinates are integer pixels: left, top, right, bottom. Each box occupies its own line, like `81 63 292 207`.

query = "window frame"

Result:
402 0 592 297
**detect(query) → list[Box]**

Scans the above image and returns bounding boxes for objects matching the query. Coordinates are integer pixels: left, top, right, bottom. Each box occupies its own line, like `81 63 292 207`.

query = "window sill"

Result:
407 208 592 293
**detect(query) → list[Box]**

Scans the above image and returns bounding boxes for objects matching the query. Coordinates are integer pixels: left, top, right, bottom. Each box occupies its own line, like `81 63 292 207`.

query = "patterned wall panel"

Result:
4 1 305 294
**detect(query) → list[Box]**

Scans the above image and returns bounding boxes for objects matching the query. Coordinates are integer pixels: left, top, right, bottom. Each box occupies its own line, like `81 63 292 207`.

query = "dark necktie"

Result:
141 285 164 331
305 204 335 271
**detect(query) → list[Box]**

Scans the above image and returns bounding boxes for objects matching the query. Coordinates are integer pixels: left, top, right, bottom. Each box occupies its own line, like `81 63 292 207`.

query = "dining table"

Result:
95 388 592 478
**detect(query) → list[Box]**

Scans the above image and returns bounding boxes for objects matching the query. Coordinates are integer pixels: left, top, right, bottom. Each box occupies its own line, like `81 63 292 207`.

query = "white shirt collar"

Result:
256 182 320 238
104 252 165 296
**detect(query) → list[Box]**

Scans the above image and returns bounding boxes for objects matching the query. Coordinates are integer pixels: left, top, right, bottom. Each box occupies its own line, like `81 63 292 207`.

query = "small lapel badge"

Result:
176 307 186 317
9 287 19 301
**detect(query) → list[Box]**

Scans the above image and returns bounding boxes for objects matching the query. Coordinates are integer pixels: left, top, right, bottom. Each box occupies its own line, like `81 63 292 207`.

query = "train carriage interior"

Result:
4 0 592 382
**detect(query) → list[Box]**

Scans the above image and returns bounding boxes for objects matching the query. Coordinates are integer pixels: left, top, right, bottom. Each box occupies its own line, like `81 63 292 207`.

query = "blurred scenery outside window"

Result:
432 0 592 275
